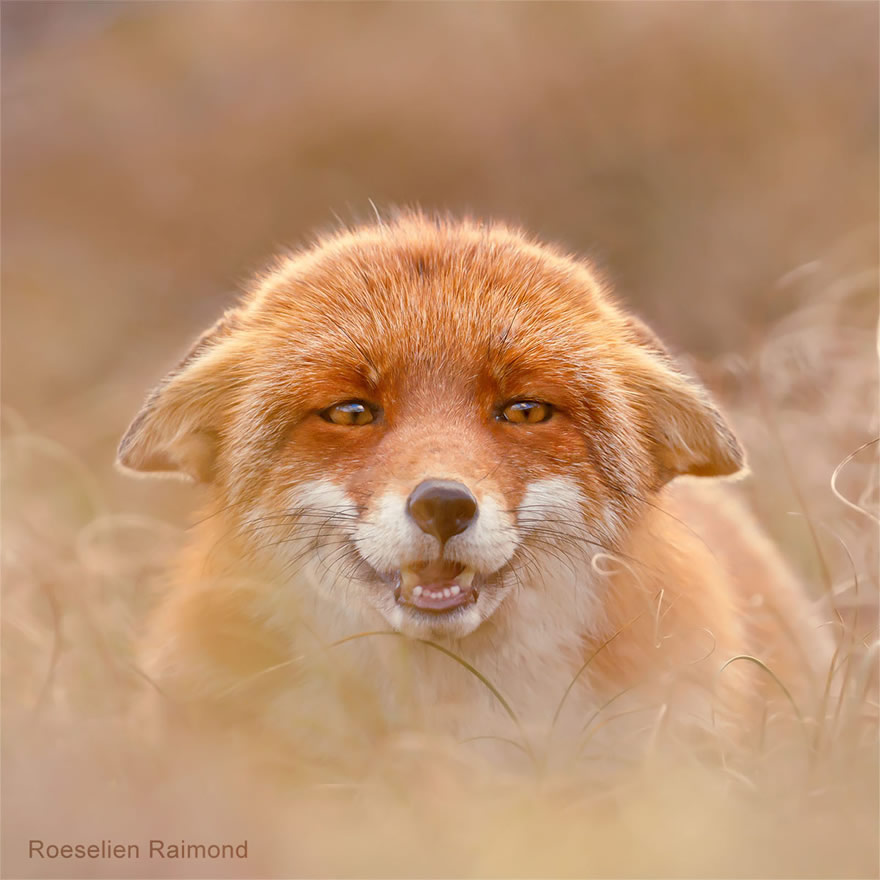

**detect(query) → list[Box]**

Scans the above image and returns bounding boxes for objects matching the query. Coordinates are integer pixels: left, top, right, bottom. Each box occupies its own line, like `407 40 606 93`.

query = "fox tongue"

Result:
399 560 475 602
397 560 477 613
416 559 462 582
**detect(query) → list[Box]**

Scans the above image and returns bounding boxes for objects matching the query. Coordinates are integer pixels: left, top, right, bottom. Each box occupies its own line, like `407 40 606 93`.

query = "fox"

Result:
118 212 829 767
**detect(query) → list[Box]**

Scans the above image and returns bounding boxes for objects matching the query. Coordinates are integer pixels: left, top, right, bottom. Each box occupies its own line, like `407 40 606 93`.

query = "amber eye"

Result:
320 400 376 426
499 400 553 424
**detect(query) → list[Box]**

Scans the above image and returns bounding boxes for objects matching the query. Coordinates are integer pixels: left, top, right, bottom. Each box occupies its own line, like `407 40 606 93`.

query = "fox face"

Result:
118 214 743 642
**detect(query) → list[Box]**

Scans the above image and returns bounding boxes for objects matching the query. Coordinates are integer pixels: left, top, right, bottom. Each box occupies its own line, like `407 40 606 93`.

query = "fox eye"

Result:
320 400 376 426
499 400 553 424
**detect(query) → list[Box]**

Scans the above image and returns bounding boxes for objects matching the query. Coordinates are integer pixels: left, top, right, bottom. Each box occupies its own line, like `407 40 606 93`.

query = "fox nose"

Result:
406 479 478 544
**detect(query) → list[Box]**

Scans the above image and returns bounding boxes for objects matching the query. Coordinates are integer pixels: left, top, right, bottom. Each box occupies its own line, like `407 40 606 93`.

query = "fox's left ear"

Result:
623 316 745 484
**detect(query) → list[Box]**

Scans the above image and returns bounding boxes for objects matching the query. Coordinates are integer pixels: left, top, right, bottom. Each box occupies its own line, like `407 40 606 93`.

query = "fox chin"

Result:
119 211 830 758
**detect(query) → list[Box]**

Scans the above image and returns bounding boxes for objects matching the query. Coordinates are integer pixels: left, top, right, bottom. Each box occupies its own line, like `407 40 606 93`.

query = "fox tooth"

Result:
413 586 423 597
457 567 475 588
450 585 461 596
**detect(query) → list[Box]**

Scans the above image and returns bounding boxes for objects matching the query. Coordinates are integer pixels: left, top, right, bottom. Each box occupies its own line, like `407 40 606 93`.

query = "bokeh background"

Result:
3 1 878 507
2 3 879 878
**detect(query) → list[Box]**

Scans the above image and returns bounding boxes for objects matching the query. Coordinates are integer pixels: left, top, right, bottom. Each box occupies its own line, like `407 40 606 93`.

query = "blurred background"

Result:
3 0 877 505
2 4 878 876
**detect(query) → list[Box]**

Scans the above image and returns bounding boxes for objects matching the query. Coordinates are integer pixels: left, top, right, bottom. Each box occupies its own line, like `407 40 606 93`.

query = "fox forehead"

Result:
239 216 621 390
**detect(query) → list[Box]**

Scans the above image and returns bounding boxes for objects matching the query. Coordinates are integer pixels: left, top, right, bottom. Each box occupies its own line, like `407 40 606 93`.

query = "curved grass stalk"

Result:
458 734 533 761
328 630 535 764
715 654 809 747
579 686 636 737
830 437 879 525
212 655 305 700
329 630 519 725
575 703 659 761
29 581 62 720
755 373 835 594
815 637 848 754
205 629 527 750
550 610 646 732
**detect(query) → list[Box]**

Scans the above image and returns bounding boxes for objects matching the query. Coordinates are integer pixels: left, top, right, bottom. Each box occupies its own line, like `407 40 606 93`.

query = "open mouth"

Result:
393 560 478 614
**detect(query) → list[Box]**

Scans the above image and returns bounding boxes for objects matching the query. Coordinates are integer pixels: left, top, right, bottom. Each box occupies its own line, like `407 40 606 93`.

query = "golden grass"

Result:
2 4 878 876
2 265 878 877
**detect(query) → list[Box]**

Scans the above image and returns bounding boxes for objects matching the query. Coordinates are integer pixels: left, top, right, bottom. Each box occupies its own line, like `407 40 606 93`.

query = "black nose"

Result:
406 479 478 544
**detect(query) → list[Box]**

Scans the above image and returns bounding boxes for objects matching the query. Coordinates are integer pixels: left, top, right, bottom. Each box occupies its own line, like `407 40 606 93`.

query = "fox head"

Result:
118 214 743 640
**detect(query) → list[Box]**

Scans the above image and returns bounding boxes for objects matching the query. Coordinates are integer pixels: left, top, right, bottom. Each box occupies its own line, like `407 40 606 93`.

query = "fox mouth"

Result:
392 559 479 614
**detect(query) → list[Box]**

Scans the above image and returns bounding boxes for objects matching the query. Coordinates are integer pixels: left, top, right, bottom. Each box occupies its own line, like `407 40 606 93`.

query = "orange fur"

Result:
120 212 830 763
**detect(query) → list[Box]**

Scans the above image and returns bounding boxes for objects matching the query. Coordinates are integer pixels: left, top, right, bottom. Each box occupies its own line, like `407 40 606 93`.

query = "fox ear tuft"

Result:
116 310 241 483
624 316 745 484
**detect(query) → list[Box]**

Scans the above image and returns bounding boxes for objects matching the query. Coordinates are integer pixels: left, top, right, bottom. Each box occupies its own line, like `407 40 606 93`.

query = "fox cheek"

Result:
116 310 242 483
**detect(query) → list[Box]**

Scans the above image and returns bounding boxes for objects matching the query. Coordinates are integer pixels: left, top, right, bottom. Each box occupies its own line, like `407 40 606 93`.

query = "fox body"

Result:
119 214 827 759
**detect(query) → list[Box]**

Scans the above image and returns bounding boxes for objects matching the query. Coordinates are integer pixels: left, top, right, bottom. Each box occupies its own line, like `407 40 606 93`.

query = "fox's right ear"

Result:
116 310 242 483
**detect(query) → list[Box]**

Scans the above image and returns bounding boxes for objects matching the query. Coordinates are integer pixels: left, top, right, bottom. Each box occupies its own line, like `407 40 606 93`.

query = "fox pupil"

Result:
322 401 374 426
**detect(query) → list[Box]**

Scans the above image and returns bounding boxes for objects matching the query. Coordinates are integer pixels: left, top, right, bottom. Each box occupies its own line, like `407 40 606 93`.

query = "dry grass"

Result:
2 3 878 877
2 253 877 878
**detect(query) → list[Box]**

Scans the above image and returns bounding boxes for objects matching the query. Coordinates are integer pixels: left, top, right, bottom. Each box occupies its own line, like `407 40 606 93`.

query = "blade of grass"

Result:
329 630 520 727
831 437 879 525
550 609 646 732
458 735 533 761
715 655 808 747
